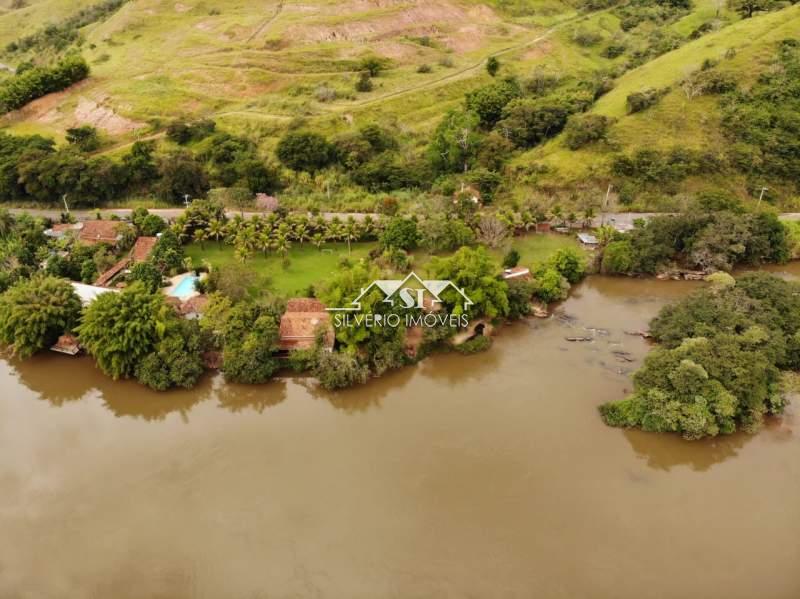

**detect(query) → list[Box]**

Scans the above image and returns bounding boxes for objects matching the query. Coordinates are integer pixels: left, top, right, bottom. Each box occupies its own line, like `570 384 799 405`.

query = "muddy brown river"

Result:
1 272 799 598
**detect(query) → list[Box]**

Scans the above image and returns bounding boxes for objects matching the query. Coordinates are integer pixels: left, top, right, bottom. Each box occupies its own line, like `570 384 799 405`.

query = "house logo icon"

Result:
327 272 474 312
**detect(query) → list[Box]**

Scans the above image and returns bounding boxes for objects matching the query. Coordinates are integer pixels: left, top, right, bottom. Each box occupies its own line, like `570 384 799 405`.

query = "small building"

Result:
44 223 82 239
45 220 132 246
50 334 80 356
577 233 599 246
79 220 128 245
71 282 118 306
502 266 531 281
279 298 335 352
94 236 158 287
536 222 552 233
179 295 209 320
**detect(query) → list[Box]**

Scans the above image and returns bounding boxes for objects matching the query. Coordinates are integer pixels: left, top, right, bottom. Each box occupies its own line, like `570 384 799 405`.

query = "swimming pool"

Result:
169 274 198 298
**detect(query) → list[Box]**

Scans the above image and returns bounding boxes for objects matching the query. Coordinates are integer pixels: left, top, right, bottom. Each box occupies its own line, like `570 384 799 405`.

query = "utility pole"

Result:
757 186 768 208
600 184 612 226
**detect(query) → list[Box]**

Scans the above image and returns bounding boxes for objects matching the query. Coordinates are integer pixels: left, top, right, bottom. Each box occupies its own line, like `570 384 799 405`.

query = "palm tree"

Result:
258 231 273 257
193 228 208 250
207 219 225 245
294 221 310 246
343 219 360 254
312 232 325 251
274 234 291 262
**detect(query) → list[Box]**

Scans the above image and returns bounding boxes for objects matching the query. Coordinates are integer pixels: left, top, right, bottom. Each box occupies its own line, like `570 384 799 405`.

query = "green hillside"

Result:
0 0 798 211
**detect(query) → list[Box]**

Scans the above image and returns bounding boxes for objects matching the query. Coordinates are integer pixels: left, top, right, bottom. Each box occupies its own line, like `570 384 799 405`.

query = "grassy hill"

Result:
0 0 798 210
515 5 800 208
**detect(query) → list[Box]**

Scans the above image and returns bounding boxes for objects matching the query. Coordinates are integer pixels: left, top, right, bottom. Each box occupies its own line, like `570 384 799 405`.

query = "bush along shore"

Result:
0 200 588 392
0 200 797 442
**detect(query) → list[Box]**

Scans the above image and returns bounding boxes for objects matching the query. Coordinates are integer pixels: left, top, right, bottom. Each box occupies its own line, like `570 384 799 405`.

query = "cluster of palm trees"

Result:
176 212 383 263
494 205 598 232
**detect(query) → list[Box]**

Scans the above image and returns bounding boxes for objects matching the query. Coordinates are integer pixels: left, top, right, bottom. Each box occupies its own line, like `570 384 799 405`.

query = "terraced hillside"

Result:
0 0 581 137
0 0 798 210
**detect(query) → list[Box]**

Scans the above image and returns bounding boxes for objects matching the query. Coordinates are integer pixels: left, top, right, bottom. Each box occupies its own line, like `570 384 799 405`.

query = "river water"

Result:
1 272 798 598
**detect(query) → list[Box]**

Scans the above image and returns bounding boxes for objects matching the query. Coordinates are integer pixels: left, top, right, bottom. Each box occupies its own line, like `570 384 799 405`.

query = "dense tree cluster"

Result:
600 211 789 275
0 55 89 115
600 272 797 438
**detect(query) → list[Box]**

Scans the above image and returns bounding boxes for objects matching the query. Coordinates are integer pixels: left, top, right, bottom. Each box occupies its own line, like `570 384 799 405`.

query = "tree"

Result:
149 229 184 274
77 283 173 380
476 215 508 248
533 267 569 303
128 261 163 293
547 248 586 284
359 56 388 77
155 150 209 202
276 131 335 173
380 217 419 251
220 304 281 384
428 246 509 318
135 318 204 391
498 98 571 148
601 240 634 274
465 78 521 128
428 109 482 174
0 275 81 358
729 0 771 17
65 125 100 152
486 56 500 77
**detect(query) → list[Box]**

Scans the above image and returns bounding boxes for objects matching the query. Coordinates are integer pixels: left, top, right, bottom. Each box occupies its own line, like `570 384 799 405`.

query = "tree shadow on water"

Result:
300 365 417 414
215 376 288 414
10 353 211 422
622 428 754 473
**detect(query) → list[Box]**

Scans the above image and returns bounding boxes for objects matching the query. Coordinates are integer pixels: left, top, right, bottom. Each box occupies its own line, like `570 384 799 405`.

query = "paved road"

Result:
8 208 800 225
7 207 379 222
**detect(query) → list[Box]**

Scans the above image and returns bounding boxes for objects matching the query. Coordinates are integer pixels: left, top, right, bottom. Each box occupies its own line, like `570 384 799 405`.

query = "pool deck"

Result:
163 273 204 300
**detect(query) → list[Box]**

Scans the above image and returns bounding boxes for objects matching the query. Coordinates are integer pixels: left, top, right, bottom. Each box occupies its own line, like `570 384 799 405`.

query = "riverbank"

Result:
1 272 797 598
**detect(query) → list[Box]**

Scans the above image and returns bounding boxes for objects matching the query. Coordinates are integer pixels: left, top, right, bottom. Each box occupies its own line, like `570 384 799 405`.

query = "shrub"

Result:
276 131 335 172
380 217 419 250
563 114 613 150
533 267 569 303
454 335 493 354
417 63 432 73
626 87 667 114
601 240 634 274
502 248 521 268
314 351 369 389
355 72 373 92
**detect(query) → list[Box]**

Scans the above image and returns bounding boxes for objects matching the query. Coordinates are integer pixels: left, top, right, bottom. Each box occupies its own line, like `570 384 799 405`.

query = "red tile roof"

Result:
131 236 157 262
286 298 327 312
279 307 334 351
79 220 126 245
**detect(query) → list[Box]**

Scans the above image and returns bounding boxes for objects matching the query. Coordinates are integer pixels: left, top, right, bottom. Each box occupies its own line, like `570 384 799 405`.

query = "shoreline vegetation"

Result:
1 198 799 441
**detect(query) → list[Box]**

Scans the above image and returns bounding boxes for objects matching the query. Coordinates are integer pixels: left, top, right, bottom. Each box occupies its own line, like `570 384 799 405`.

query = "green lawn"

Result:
187 233 583 297
185 241 377 298
499 232 584 268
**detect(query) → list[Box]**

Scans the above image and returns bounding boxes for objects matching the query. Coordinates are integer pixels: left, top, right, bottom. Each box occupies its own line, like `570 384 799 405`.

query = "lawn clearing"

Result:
186 241 377 297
